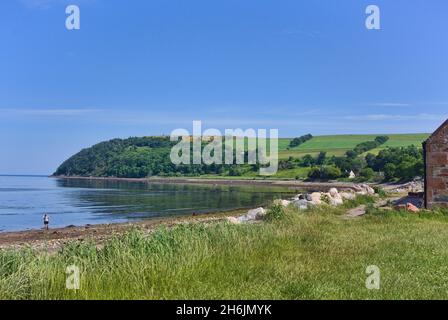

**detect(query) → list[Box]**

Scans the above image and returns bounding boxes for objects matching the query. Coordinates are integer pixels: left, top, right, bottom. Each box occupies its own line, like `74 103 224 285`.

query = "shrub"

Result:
384 163 397 181
360 168 374 180
308 167 322 180
373 186 387 197
322 166 342 179
265 204 286 221
307 166 342 180
300 154 315 167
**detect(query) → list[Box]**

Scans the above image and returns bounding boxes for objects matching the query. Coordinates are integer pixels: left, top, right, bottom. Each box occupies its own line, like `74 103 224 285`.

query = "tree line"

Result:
55 135 423 182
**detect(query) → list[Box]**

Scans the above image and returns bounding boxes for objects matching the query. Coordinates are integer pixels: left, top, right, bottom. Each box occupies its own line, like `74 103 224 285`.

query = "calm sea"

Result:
0 175 295 232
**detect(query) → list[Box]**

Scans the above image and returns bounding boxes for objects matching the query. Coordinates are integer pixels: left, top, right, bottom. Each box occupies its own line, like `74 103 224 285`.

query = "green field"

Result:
277 133 429 159
3 197 448 300
236 133 429 179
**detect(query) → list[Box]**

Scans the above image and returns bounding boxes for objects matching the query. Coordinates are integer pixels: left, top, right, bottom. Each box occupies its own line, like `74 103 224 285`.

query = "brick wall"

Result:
425 120 448 208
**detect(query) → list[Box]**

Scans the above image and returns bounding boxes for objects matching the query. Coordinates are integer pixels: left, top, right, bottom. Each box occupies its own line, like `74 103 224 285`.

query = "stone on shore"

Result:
293 199 308 210
347 205 367 217
274 199 292 207
226 216 241 224
406 203 420 213
340 192 356 200
309 192 322 205
323 188 343 206
238 207 267 222
291 194 305 201
354 184 375 195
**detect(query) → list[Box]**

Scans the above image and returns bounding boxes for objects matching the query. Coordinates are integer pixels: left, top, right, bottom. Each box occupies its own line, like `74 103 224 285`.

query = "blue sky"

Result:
0 0 447 174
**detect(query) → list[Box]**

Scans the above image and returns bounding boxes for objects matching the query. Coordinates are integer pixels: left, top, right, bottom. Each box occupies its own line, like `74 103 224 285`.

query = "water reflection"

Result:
56 178 295 220
0 176 296 232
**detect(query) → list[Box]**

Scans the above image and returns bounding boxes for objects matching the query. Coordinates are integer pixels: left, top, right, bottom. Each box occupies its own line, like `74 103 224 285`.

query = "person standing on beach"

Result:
43 213 50 230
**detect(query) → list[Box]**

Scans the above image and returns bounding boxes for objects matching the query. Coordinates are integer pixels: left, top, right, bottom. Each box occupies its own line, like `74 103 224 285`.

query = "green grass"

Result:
277 133 429 159
264 167 310 179
237 133 428 179
2 198 448 300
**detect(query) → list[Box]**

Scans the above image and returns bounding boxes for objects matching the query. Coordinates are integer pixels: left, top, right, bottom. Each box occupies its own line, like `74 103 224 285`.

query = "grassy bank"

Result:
2 197 448 300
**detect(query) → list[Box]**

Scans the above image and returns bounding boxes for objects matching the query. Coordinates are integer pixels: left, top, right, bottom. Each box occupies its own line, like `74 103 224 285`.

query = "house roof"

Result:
424 118 448 145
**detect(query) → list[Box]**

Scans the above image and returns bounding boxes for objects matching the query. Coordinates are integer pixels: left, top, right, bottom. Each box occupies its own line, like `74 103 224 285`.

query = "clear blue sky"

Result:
1 0 447 174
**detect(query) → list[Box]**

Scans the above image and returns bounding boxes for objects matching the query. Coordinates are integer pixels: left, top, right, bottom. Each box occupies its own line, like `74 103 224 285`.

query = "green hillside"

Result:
278 133 429 159
55 133 428 180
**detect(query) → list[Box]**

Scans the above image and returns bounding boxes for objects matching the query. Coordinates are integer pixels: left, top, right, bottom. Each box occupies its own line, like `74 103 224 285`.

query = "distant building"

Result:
423 119 448 208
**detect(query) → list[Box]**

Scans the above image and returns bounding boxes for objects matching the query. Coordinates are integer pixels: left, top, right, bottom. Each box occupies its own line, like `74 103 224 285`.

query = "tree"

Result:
307 166 341 180
289 134 313 148
300 154 315 167
316 152 327 165
383 163 396 181
308 167 322 180
322 166 342 179
374 136 389 145
360 168 374 180
345 150 358 159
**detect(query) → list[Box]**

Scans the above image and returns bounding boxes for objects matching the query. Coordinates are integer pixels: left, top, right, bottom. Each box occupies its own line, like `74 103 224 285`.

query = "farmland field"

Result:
277 133 429 159
235 133 429 179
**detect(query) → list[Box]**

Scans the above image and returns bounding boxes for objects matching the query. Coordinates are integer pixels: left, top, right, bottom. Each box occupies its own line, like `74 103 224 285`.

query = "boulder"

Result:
274 199 291 207
329 188 339 197
245 207 267 220
327 188 344 206
362 184 375 195
406 203 420 213
354 184 375 195
310 192 322 205
226 216 241 224
340 192 356 200
235 208 266 223
293 199 310 210
349 170 356 179
329 195 344 206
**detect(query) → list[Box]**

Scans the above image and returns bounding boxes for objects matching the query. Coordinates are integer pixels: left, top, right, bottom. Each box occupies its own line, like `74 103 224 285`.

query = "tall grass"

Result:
2 197 448 300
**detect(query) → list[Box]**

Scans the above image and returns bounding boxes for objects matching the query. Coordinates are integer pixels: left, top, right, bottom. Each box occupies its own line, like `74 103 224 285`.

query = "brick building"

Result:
423 119 448 208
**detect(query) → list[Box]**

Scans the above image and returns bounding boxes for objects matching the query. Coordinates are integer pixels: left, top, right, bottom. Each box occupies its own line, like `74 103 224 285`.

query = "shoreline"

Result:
52 175 362 191
1 176 382 251
0 209 248 251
